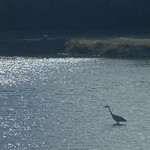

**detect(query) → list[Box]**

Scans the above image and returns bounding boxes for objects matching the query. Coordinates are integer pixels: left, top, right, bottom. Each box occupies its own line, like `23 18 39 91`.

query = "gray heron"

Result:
104 105 126 125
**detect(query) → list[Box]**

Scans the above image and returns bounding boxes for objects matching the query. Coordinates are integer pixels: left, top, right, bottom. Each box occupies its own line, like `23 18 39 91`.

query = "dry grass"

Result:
65 37 150 58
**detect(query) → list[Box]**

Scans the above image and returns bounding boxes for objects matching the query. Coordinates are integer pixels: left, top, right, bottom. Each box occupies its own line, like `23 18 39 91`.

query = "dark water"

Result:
0 57 150 150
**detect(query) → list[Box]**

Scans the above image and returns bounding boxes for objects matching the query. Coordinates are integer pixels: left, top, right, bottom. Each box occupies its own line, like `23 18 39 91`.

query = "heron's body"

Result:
104 105 126 124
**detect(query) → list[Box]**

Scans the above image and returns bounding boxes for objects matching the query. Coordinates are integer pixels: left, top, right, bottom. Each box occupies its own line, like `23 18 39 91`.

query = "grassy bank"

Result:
65 37 150 58
1 31 150 58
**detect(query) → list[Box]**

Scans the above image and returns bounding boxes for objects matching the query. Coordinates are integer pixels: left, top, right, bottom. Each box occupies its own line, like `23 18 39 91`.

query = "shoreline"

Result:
65 37 150 59
0 31 150 58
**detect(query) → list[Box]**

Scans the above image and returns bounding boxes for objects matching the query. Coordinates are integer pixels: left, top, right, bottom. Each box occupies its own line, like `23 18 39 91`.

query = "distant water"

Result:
0 57 150 150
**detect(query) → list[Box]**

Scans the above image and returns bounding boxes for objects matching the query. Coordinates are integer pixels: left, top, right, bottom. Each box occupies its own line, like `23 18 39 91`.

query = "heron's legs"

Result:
113 122 121 126
116 122 120 125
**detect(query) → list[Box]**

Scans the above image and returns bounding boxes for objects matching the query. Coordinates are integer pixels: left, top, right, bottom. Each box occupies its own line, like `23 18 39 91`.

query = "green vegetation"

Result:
65 37 150 58
1 0 150 31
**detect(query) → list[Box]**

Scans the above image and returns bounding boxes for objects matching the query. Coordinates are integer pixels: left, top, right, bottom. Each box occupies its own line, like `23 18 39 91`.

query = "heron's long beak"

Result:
104 105 109 108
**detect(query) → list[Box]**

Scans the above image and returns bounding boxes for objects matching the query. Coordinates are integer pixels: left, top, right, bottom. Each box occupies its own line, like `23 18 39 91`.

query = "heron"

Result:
104 105 126 125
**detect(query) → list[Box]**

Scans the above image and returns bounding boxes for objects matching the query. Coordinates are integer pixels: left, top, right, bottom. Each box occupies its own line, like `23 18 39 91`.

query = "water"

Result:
0 57 150 150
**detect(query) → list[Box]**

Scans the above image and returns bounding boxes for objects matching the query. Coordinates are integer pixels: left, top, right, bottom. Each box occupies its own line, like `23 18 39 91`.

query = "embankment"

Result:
1 31 150 58
65 37 150 58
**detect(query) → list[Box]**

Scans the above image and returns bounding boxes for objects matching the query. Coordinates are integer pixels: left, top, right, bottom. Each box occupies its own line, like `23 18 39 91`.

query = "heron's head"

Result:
104 105 110 108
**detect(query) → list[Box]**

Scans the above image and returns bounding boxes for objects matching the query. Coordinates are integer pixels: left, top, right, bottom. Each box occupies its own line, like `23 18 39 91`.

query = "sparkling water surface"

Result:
0 57 150 150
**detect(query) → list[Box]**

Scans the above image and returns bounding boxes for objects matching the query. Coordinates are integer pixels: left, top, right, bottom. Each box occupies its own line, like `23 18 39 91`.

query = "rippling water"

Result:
0 57 150 150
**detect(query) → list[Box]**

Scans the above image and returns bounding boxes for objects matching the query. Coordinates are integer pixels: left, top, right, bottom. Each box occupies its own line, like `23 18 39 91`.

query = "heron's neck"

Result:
108 107 113 116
